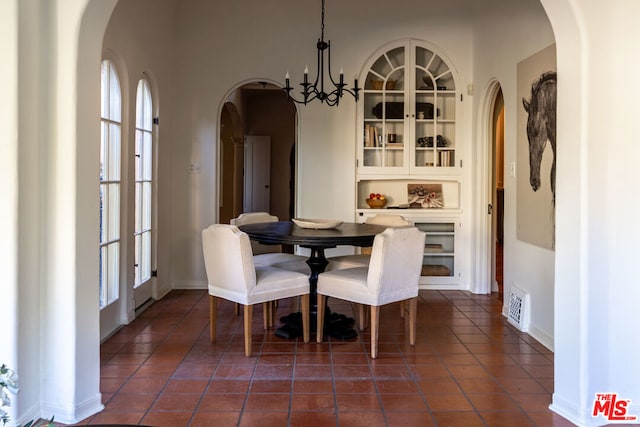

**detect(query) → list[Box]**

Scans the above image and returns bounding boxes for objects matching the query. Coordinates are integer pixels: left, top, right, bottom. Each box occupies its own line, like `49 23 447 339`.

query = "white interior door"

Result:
244 135 271 212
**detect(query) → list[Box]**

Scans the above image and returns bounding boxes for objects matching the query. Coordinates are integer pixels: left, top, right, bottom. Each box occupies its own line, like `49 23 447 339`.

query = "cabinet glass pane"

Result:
437 75 455 91
384 148 404 167
367 46 405 89
363 148 381 167
437 93 456 121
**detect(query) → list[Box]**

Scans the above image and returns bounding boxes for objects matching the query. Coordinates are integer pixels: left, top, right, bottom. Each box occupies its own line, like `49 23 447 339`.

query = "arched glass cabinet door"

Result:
358 41 458 174
362 44 406 171
413 45 457 170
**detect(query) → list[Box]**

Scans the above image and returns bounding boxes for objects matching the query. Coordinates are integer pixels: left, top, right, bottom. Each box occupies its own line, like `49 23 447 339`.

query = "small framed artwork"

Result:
407 183 443 208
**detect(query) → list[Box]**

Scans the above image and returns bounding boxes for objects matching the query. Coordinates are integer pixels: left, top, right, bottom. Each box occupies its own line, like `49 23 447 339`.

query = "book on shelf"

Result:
439 150 451 166
365 125 380 147
424 243 443 253
364 124 371 147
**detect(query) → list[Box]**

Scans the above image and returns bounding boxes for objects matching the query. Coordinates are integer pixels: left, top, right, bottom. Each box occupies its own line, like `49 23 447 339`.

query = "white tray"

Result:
292 218 343 229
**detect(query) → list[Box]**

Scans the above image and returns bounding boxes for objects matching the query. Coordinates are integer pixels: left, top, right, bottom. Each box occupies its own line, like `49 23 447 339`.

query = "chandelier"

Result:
283 0 360 106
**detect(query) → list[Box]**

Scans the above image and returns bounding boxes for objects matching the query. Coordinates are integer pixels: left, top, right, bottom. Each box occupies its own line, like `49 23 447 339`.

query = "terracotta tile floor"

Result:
76 289 577 426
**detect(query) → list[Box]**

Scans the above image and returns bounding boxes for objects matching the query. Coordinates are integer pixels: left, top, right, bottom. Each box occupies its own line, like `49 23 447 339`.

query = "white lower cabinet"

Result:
414 220 458 286
358 212 460 288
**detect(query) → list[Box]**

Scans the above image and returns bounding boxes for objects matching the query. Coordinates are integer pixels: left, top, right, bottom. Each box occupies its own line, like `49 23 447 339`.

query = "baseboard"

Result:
172 280 207 290
12 402 41 427
550 392 586 426
499 310 554 352
40 392 104 425
528 323 554 351
418 283 465 291
551 392 640 426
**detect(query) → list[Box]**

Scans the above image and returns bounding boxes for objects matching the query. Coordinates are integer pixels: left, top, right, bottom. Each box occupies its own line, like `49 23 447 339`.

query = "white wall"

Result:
606 0 640 411
471 2 556 347
0 0 119 424
169 0 475 280
542 0 640 424
0 0 20 423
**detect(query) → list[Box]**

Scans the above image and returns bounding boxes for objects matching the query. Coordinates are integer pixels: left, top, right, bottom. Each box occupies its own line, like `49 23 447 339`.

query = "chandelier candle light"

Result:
284 0 359 106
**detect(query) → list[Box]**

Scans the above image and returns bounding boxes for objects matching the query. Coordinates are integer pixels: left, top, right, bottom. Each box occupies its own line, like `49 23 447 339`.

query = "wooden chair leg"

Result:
370 305 380 359
399 300 406 318
244 304 253 357
270 300 276 327
209 295 217 342
358 304 367 331
263 302 271 330
409 297 417 346
234 302 240 316
316 294 326 343
301 294 310 343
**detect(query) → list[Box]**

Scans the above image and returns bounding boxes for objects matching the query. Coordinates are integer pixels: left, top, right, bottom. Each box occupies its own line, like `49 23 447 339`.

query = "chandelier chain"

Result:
321 0 325 41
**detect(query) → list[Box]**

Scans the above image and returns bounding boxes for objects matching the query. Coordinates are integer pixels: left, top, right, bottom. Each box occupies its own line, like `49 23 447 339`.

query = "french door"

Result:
132 78 154 309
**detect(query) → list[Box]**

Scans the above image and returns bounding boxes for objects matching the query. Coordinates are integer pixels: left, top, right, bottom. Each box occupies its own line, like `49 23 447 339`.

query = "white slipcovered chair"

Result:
230 212 309 317
326 214 413 271
230 212 307 270
326 214 414 321
202 224 310 356
316 226 425 358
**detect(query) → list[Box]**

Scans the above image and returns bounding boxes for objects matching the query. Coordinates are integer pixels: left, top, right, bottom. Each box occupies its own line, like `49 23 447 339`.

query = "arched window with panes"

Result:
99 60 122 309
134 78 153 289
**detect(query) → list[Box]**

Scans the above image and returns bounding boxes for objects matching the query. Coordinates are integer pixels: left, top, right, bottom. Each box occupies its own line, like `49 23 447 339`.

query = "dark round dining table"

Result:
238 220 386 339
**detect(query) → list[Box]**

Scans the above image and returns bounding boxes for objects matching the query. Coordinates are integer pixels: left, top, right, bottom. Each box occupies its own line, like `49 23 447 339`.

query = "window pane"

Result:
107 242 119 305
143 132 152 180
109 66 121 121
107 184 120 241
99 246 107 308
135 130 142 181
108 123 121 180
134 234 140 287
136 79 153 131
142 182 151 230
142 231 151 282
100 122 108 181
101 61 110 119
135 182 141 232
143 87 152 131
100 183 107 243
136 82 144 129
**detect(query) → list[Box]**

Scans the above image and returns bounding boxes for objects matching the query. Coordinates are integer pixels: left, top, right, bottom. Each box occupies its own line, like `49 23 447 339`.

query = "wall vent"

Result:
507 286 530 331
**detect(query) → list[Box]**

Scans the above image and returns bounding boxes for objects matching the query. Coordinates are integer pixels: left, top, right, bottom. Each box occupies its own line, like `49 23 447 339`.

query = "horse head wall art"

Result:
522 71 557 205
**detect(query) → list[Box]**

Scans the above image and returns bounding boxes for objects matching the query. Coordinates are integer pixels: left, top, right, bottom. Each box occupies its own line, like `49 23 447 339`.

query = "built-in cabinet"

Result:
356 40 465 288
360 40 458 174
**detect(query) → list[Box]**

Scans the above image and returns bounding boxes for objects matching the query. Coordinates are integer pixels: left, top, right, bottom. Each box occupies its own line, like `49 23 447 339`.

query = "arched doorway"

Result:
69 0 588 424
491 88 505 298
219 82 297 224
219 102 244 224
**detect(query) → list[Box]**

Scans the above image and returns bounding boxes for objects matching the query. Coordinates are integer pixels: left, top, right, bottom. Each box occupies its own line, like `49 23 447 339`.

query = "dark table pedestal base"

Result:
275 309 357 340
